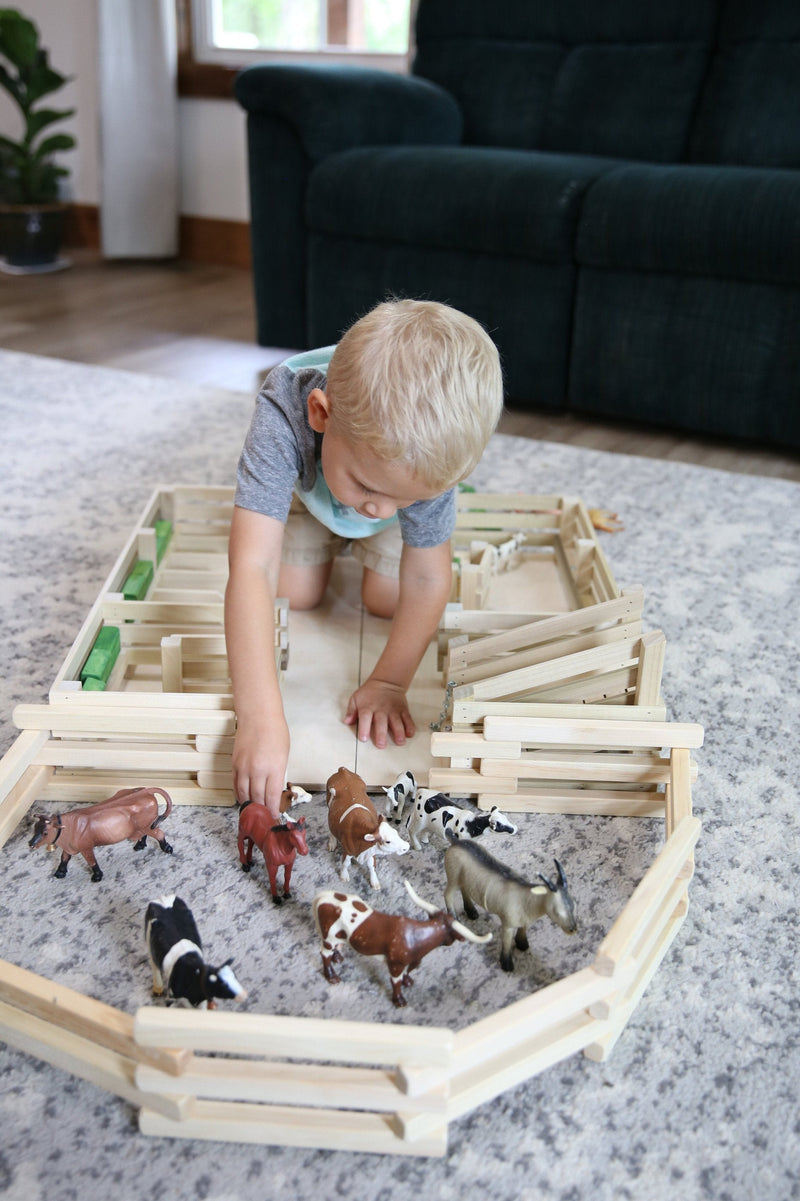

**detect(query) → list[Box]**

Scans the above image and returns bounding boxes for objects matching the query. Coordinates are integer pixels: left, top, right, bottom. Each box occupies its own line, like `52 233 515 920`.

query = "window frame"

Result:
177 0 415 99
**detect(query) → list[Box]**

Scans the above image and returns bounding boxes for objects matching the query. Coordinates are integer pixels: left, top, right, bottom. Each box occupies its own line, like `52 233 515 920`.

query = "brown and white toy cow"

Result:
313 879 491 1007
326 766 408 890
278 783 313 814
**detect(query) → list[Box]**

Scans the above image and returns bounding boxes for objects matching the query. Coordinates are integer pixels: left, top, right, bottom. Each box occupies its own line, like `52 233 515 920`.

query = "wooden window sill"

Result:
178 58 238 99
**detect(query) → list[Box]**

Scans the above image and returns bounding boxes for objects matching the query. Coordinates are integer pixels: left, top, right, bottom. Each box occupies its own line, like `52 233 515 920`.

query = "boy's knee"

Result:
362 569 398 619
279 561 333 611
287 591 324 612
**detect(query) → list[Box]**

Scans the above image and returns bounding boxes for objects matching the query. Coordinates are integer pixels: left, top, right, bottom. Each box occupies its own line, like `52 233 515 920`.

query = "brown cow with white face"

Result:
326 766 408 890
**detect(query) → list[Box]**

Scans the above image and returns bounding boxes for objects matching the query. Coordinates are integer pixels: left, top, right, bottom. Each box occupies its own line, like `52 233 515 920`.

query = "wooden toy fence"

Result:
430 590 671 812
0 484 703 1156
0 736 700 1156
429 716 702 817
49 484 286 705
9 486 287 808
451 492 618 612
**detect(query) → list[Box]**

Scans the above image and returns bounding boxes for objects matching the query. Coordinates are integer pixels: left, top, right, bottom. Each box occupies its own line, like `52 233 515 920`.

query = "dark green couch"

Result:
235 0 800 449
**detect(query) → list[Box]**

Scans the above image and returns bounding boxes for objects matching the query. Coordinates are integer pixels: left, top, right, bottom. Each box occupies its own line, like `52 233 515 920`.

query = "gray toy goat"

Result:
444 841 577 972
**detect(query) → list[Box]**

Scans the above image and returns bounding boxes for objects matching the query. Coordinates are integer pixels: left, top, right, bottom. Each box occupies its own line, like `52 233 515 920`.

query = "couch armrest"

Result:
234 63 463 161
236 63 463 350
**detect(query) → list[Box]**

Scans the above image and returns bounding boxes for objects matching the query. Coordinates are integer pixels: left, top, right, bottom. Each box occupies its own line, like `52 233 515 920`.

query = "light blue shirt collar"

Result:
295 467 398 539
285 345 398 537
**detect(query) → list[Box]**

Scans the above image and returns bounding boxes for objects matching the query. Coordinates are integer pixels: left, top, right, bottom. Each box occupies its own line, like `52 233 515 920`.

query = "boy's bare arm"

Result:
225 506 289 819
345 540 452 748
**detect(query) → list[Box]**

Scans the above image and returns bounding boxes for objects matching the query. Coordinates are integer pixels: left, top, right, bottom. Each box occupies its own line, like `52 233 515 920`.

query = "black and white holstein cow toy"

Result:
405 789 517 851
144 894 247 1008
382 770 416 824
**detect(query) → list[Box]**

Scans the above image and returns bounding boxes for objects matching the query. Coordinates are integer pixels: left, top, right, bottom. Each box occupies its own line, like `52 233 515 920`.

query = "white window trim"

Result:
190 0 417 75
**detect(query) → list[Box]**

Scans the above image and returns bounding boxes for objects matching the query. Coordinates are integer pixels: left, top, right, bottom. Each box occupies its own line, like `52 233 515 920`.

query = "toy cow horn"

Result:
404 878 439 915
451 918 492 944
28 817 45 848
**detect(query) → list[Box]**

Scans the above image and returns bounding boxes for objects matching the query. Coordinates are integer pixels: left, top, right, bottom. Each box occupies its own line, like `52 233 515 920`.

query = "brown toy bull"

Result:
28 786 174 882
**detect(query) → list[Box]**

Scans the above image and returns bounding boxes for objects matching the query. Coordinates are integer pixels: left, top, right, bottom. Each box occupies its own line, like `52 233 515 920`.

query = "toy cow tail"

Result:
149 788 173 828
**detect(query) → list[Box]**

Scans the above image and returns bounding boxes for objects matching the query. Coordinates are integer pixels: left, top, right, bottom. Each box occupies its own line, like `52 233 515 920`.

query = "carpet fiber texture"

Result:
0 351 798 1201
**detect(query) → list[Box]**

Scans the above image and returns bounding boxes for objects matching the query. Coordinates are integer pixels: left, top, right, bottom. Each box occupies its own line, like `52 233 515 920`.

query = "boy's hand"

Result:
231 715 290 822
344 678 416 749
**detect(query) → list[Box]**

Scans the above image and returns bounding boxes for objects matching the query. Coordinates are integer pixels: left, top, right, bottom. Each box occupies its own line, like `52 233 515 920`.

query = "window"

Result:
189 0 414 72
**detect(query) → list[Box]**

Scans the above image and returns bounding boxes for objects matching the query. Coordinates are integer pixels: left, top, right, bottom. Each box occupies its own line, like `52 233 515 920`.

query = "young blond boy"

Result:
225 299 503 819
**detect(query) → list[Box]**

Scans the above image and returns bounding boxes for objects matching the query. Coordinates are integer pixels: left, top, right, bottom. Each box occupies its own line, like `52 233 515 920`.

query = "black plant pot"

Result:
0 203 68 271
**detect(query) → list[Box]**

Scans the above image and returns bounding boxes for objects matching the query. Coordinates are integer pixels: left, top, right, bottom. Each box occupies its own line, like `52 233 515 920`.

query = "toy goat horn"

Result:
537 871 557 892
555 858 567 888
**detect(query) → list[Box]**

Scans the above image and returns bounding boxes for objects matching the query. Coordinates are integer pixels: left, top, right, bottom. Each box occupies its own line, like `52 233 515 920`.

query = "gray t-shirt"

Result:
234 359 456 548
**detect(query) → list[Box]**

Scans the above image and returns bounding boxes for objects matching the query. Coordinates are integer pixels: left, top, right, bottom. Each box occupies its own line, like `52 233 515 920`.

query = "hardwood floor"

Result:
2 249 798 481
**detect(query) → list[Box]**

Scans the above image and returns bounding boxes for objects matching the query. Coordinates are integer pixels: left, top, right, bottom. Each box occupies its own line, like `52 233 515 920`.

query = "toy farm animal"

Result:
237 803 309 904
405 790 517 850
312 878 491 1007
326 765 409 890
28 786 174 882
587 507 624 533
471 530 528 573
279 783 312 813
382 770 416 823
145 894 247 1008
444 843 577 972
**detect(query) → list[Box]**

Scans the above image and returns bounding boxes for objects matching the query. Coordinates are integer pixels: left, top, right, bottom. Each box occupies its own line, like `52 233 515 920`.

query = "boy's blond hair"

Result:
326 299 503 492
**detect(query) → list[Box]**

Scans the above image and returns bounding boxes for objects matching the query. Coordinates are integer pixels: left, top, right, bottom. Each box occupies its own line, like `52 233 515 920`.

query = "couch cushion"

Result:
576 163 800 285
307 146 618 263
688 1 800 167
307 234 576 407
413 0 716 158
570 270 800 447
689 44 800 168
539 45 710 162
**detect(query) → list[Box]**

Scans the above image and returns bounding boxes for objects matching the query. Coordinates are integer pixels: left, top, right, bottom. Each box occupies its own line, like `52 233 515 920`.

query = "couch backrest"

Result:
413 0 800 167
412 0 718 161
688 0 800 167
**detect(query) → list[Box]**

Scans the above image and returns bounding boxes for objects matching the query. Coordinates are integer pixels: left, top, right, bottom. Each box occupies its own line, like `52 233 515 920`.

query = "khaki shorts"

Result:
281 495 403 579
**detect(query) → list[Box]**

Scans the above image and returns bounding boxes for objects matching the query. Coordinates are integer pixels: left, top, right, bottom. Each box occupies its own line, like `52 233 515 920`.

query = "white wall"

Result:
178 98 248 221
0 0 249 220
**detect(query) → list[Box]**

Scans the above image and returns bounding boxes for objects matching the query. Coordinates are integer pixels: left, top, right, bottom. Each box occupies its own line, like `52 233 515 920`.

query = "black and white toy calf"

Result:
144 894 247 1008
382 770 416 823
405 790 517 850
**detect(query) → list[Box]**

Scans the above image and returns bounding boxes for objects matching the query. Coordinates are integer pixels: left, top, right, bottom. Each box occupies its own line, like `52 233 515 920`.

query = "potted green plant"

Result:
0 7 76 272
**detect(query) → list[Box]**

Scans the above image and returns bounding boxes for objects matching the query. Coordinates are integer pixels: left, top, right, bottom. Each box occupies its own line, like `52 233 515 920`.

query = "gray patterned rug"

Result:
0 351 798 1201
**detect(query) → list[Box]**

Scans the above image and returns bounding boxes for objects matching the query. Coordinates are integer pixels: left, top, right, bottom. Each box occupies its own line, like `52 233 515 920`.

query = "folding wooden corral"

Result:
0 485 702 1156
